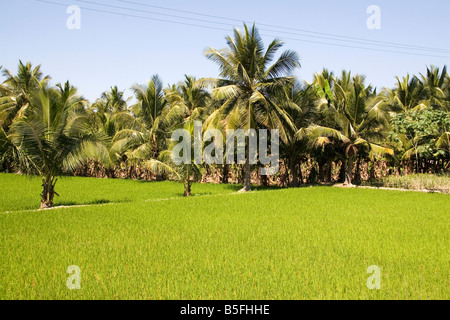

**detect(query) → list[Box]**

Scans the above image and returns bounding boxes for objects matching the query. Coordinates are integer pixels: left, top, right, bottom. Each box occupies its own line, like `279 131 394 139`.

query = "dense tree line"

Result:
1 25 449 208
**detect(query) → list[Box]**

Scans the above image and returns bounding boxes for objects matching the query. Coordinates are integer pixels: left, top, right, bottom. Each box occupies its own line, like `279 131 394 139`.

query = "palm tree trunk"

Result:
292 165 299 187
222 164 229 184
240 103 252 192
369 161 376 180
261 173 269 186
106 167 115 179
326 162 333 183
318 160 325 183
338 160 346 183
40 177 58 209
354 156 361 185
290 156 299 187
309 163 317 184
240 156 252 192
298 161 304 185
344 157 353 186
184 179 191 197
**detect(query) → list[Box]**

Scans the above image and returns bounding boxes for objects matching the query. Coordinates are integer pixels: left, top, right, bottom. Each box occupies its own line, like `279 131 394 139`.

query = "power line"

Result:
78 0 450 54
38 0 232 32
76 0 236 29
36 0 450 59
116 0 450 54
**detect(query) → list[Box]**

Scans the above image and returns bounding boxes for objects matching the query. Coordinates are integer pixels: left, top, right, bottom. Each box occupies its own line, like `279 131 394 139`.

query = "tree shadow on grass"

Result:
220 184 285 192
55 199 119 207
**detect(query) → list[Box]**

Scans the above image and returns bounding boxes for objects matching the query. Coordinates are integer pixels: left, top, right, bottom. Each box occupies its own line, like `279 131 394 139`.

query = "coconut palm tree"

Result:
0 61 50 130
307 69 345 183
165 75 213 121
203 24 300 191
301 71 393 185
146 121 203 196
93 110 143 178
126 76 179 169
2 81 103 208
131 75 166 129
279 80 316 186
93 86 129 114
419 65 448 111
383 75 426 112
128 75 173 162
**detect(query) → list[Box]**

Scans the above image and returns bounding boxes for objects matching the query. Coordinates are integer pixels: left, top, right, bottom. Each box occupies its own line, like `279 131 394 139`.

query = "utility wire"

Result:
36 0 450 59
76 0 448 54
38 0 232 32
79 0 450 54
116 0 450 54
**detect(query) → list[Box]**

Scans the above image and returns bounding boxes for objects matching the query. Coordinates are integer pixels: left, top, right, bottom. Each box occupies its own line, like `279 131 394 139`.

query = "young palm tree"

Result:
203 24 300 191
147 121 203 196
3 81 103 208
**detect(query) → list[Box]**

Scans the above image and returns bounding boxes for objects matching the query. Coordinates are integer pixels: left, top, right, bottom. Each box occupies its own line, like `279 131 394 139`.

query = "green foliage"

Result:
0 61 50 130
304 71 394 184
390 109 450 159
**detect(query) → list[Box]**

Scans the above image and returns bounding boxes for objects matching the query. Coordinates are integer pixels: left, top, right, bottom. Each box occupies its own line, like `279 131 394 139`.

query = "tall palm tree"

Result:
2 81 103 208
203 24 300 191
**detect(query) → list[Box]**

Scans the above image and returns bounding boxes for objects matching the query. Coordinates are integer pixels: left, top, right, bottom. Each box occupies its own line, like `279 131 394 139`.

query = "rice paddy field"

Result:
0 173 448 300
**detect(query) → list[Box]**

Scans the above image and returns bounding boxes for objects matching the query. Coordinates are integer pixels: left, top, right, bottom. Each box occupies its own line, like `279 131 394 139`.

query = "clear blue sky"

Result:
1 0 449 102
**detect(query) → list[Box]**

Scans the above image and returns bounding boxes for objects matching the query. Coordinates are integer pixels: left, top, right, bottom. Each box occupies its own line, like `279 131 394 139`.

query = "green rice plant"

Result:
0 174 448 300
